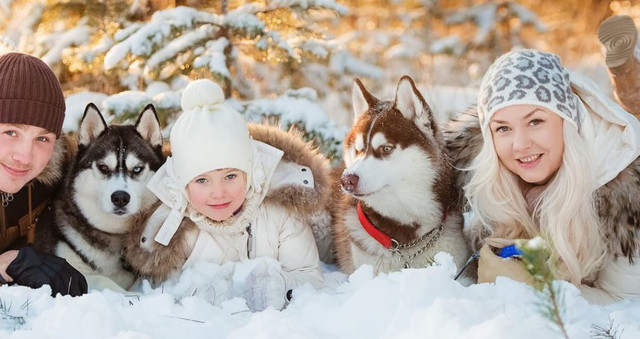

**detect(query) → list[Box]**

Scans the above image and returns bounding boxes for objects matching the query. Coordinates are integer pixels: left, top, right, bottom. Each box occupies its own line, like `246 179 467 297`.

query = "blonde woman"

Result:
447 49 640 304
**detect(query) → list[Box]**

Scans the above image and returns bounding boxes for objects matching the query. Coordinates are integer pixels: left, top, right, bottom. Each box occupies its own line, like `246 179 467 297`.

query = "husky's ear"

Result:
352 78 376 123
394 76 435 133
78 103 108 146
135 104 162 148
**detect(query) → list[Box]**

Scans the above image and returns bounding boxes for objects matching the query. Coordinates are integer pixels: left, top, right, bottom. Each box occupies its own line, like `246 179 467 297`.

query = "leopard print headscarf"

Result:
478 49 584 134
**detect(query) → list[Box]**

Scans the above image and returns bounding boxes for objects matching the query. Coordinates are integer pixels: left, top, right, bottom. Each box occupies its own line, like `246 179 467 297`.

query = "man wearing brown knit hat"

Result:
0 52 87 297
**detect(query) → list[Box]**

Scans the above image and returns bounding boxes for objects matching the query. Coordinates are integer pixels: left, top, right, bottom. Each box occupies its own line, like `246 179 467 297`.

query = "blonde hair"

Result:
465 122 607 284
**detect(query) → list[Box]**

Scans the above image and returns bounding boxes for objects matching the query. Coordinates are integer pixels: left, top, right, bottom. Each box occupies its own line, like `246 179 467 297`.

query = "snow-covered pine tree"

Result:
0 0 369 158
99 1 357 157
440 0 547 57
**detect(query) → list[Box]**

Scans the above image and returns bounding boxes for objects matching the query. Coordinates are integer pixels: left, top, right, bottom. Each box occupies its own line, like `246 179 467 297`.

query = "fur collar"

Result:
248 123 331 217
34 135 72 187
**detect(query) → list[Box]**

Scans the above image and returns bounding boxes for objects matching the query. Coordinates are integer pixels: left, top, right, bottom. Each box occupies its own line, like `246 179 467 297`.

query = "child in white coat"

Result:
126 79 328 311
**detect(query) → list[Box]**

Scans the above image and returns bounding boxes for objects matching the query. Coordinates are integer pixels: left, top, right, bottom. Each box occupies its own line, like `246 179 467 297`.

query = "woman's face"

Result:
489 105 564 186
186 168 247 221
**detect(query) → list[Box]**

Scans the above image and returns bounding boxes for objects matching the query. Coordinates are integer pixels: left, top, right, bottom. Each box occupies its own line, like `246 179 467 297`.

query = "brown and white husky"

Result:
331 76 472 278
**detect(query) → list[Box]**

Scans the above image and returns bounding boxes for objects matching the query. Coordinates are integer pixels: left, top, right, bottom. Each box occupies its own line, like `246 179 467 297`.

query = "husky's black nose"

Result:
341 174 359 192
111 191 131 207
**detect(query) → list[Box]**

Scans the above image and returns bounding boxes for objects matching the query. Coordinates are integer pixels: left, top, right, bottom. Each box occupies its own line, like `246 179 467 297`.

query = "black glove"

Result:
6 247 88 297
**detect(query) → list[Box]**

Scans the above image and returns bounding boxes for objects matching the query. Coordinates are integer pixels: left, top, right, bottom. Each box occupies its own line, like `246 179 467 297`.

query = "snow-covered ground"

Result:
1 254 639 339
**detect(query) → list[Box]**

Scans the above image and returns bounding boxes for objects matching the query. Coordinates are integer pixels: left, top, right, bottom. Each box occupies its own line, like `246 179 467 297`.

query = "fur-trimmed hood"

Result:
249 123 331 216
33 135 73 188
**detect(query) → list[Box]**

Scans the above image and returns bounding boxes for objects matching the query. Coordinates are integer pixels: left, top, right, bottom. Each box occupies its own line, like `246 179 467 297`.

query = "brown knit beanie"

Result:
0 53 66 138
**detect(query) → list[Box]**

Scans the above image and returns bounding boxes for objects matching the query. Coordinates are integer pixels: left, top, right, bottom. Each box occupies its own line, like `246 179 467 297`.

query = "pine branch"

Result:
545 280 569 339
590 319 623 339
0 296 27 330
517 238 570 339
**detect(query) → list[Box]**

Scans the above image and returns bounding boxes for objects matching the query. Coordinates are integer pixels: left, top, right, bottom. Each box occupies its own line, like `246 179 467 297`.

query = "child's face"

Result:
186 168 247 222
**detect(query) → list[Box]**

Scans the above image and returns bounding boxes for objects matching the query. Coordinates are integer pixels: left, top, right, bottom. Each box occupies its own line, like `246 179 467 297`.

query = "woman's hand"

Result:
477 238 535 286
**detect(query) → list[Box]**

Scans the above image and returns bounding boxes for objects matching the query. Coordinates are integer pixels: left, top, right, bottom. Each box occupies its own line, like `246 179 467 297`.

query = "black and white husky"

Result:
36 103 164 290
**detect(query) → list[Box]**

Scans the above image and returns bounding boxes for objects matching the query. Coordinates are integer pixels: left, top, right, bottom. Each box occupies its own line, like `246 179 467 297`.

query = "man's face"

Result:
0 123 56 193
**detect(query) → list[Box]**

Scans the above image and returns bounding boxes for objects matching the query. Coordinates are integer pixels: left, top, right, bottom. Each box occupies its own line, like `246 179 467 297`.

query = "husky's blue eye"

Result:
132 166 143 174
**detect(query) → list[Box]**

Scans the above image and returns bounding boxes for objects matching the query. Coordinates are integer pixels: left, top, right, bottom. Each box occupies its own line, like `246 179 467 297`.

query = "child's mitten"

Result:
244 261 289 311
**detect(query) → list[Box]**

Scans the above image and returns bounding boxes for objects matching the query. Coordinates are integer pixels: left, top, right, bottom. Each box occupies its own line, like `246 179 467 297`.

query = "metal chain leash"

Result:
389 225 444 268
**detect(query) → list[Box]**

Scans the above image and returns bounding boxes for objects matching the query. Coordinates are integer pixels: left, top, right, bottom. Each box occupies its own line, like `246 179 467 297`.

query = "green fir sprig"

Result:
516 237 570 339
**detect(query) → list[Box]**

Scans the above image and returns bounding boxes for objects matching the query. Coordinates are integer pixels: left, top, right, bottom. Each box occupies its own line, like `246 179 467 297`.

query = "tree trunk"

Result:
220 0 232 98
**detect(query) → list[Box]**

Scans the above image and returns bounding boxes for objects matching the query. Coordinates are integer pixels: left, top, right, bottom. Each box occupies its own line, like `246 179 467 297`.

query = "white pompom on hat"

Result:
170 79 254 191
180 78 225 110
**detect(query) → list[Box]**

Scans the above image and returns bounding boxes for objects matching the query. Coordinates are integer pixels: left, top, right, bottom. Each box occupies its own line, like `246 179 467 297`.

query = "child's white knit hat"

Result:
170 79 253 190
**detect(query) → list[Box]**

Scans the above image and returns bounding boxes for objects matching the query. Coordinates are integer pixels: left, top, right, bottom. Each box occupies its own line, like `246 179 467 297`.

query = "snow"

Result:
39 20 92 65
526 236 546 250
330 50 383 79
0 34 15 54
430 35 465 56
294 38 331 59
270 0 348 15
193 38 230 79
144 24 218 78
103 91 152 119
444 1 547 46
0 1 42 51
2 254 639 338
0 0 11 16
239 88 348 145
508 2 547 33
225 10 264 36
105 7 214 70
63 91 109 132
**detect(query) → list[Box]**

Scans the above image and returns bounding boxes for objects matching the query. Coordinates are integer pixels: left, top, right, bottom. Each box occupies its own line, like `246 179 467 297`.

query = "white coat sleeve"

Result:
579 256 640 305
276 212 324 290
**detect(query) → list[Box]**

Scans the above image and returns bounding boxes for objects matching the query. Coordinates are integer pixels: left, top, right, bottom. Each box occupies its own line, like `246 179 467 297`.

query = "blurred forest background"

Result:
0 0 638 157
